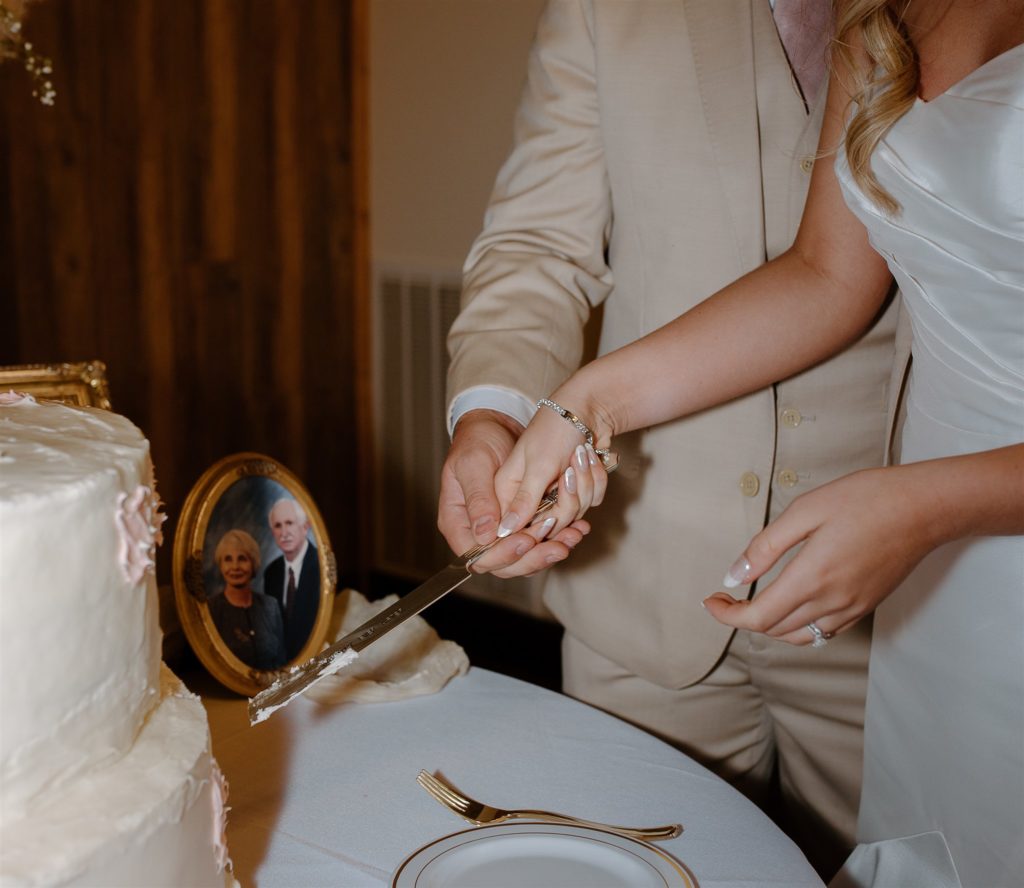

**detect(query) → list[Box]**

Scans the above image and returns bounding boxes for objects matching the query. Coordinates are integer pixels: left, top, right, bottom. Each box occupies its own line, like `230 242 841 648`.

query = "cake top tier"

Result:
0 392 165 819
0 393 150 504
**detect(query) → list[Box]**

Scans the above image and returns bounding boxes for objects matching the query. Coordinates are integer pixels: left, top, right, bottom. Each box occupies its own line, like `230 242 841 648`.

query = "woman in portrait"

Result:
207 529 287 670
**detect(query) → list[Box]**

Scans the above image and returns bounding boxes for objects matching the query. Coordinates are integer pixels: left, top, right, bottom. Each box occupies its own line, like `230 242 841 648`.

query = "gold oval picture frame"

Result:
173 452 337 696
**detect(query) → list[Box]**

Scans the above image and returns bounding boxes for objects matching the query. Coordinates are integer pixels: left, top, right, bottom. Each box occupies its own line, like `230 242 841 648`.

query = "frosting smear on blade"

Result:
250 647 360 724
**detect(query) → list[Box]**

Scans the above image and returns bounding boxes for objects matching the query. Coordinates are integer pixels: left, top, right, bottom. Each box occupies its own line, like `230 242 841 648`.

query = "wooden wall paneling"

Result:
136 0 177 504
351 0 372 594
295 0 365 588
0 0 367 591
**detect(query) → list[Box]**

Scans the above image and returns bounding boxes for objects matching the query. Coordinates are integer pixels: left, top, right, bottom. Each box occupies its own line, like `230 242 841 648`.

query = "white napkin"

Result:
303 588 469 706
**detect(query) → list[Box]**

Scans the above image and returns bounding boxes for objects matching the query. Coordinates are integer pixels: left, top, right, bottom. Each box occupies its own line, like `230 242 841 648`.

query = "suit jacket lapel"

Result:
298 543 318 593
683 0 763 269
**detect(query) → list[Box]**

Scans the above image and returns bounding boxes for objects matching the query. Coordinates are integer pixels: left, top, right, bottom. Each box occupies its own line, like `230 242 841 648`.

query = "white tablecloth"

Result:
203 667 823 887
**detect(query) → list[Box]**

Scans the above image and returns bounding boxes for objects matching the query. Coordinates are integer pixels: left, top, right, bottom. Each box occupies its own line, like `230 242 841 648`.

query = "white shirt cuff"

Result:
448 386 537 437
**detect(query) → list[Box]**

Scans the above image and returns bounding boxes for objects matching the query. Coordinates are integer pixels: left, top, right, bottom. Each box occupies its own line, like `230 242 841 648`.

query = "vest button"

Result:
800 155 815 174
777 468 799 488
739 471 760 497
781 408 802 428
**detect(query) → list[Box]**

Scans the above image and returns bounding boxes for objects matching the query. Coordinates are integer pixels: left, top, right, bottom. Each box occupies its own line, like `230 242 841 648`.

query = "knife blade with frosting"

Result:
248 449 618 725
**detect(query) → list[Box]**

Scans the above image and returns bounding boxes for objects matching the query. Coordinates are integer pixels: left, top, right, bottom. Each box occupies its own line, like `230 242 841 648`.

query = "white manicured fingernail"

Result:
722 557 752 588
496 512 520 538
575 444 589 471
564 467 577 494
585 443 599 466
538 516 556 538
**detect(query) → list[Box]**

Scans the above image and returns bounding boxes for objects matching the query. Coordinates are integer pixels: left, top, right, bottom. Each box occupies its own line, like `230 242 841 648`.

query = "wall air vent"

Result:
370 264 550 617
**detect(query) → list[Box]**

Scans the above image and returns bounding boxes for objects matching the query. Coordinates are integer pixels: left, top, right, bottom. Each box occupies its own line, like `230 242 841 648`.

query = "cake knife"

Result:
248 449 618 725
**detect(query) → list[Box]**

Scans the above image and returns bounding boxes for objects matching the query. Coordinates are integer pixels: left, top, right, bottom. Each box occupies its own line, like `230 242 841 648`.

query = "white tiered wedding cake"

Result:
0 393 235 887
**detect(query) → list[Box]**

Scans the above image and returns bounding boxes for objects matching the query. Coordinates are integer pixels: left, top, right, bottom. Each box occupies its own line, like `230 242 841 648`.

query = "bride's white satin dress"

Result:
836 46 1024 886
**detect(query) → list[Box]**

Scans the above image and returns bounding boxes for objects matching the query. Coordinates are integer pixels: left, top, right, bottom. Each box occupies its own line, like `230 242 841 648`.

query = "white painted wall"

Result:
370 0 546 272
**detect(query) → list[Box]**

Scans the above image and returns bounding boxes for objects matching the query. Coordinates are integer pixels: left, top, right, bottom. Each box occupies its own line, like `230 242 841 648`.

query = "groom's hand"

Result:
438 409 588 577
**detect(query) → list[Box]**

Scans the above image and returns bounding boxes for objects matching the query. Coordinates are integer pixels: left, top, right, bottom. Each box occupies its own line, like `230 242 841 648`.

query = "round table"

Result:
200 667 823 887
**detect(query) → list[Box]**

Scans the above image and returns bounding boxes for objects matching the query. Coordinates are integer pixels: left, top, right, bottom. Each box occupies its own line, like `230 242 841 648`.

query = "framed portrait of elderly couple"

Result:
173 453 338 696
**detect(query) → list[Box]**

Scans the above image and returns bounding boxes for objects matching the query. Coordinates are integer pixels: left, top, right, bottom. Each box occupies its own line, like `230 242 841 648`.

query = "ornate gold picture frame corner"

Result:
0 360 113 410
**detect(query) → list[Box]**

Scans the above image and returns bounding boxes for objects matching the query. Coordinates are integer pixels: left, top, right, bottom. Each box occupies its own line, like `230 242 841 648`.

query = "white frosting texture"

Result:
1 668 234 887
0 400 234 887
0 399 161 814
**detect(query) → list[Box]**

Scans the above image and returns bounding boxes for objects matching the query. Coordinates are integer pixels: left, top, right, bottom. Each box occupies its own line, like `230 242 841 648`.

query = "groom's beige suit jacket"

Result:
448 0 903 689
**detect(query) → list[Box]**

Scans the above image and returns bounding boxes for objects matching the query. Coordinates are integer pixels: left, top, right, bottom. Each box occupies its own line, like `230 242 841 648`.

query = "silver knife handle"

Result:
459 448 619 567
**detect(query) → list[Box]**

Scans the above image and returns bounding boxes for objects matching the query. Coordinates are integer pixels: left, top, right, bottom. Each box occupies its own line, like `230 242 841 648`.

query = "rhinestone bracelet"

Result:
536 398 594 447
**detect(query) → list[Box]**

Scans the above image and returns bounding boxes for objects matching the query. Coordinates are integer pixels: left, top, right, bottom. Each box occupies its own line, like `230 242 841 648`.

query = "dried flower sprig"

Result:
0 0 55 106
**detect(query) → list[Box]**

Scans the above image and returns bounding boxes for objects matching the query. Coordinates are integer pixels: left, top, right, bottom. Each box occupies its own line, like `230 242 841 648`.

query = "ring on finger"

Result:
806 621 835 648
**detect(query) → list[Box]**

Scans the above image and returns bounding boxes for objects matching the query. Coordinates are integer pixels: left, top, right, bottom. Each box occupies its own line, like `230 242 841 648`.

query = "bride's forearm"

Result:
553 246 891 444
909 444 1024 546
550 53 901 447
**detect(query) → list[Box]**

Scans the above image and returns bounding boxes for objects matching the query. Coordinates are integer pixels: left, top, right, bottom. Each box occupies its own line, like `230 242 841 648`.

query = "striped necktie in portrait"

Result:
772 0 831 106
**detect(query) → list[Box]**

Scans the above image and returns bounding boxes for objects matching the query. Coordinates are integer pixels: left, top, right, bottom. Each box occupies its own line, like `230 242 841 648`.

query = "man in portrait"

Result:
263 497 320 660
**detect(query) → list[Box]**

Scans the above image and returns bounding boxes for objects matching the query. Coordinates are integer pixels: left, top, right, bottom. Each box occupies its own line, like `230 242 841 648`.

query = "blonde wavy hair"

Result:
832 0 920 213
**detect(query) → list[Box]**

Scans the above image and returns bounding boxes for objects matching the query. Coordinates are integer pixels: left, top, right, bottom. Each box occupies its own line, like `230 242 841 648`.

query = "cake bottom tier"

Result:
1 664 235 887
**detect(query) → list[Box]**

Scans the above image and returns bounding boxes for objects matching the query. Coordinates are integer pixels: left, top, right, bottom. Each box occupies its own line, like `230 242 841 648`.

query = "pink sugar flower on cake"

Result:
145 463 167 548
114 484 168 584
0 390 36 405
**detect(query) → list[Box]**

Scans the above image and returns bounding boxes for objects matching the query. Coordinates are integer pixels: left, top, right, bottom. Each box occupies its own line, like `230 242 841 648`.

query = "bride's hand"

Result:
492 404 609 543
703 466 940 644
439 409 593 577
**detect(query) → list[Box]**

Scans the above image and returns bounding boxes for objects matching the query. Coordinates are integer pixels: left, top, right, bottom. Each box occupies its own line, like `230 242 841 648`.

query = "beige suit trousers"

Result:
563 619 871 877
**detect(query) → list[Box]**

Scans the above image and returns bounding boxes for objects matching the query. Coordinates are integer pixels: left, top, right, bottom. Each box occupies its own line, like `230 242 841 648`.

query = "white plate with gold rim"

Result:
391 822 695 887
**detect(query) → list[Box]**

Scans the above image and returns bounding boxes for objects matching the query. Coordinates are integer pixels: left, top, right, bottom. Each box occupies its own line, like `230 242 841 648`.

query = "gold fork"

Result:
416 770 683 841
